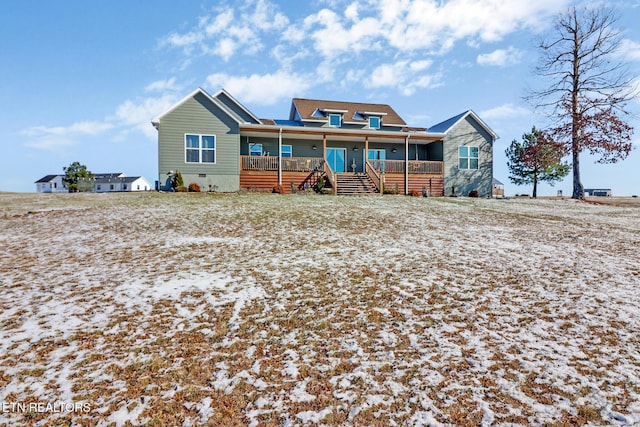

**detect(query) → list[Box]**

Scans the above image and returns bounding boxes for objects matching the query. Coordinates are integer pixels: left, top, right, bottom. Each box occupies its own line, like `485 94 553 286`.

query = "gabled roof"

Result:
94 173 124 180
151 87 259 127
35 174 62 183
212 88 262 124
429 110 499 140
121 176 148 183
290 98 407 127
492 177 504 186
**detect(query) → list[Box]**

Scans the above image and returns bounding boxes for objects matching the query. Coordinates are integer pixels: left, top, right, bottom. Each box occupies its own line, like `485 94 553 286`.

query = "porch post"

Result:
278 128 283 185
364 136 369 173
323 134 327 161
405 135 410 195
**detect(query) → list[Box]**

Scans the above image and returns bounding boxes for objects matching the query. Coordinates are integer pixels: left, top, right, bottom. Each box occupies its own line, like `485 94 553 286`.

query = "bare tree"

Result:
527 6 635 199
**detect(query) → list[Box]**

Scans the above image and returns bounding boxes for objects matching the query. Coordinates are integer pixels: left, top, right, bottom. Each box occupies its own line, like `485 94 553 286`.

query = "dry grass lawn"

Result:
0 192 639 426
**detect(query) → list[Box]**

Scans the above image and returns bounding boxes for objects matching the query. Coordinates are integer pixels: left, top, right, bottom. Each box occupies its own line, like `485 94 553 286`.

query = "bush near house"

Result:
188 183 201 192
272 184 285 194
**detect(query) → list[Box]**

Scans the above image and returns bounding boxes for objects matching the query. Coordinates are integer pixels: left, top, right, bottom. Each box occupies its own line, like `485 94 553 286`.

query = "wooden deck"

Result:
240 156 444 195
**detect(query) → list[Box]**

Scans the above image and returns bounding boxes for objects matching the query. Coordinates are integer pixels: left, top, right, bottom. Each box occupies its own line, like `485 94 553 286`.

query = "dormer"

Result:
290 98 407 129
319 108 348 127
354 111 387 129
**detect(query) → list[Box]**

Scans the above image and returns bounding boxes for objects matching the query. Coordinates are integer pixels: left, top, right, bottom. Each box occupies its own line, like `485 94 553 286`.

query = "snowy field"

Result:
1 192 639 426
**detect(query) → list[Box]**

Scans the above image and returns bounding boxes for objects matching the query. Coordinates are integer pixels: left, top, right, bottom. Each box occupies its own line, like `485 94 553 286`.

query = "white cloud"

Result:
618 39 640 61
23 89 179 151
367 60 440 95
161 0 289 61
480 103 531 120
22 121 114 150
116 94 179 138
206 71 311 105
477 46 524 67
145 77 180 93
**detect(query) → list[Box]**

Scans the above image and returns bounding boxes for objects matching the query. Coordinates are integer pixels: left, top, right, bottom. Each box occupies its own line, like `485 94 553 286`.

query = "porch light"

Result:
392 148 397 153
353 146 358 151
312 144 317 150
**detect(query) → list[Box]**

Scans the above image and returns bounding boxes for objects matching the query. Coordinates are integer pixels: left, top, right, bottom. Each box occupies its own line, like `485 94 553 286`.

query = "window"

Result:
249 143 263 156
110 184 114 190
282 145 292 157
459 146 479 170
123 184 127 190
185 134 216 163
368 116 381 129
329 114 342 127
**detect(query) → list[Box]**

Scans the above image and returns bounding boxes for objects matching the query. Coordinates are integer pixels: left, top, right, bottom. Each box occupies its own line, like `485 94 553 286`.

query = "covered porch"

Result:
238 124 445 195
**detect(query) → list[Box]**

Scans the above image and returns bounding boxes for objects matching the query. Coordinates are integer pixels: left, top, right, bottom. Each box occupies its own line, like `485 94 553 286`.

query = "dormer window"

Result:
329 114 342 127
368 116 381 129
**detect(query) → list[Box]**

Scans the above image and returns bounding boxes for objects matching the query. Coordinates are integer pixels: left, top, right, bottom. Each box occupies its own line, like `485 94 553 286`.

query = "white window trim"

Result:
185 134 216 164
458 145 479 170
281 144 292 157
328 113 342 127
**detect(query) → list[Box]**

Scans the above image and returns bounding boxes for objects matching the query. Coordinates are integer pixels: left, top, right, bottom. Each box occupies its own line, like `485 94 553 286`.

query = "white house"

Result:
34 175 66 193
95 175 151 192
36 173 151 193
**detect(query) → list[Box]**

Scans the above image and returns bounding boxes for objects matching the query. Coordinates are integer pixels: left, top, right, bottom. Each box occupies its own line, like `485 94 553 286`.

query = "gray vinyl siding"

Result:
157 92 240 191
443 116 493 197
241 136 322 158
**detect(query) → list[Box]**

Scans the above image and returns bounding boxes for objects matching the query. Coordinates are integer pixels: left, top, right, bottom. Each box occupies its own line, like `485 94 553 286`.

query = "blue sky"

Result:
2 0 639 195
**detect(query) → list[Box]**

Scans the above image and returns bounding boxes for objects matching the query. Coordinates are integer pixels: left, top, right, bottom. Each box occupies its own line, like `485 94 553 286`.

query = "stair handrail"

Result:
365 160 382 195
298 167 320 191
322 160 337 195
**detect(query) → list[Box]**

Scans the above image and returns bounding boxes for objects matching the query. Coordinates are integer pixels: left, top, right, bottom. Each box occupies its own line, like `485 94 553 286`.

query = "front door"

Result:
326 148 346 173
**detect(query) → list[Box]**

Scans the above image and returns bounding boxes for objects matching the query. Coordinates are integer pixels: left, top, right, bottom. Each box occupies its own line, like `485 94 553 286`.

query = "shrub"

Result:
176 186 188 192
469 189 479 198
175 170 184 188
188 182 201 192
272 184 285 194
316 175 325 192
410 189 421 197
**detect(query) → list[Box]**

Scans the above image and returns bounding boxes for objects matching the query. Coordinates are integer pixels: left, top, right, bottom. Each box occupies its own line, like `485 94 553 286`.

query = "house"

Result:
492 178 505 198
584 188 612 197
36 173 151 193
152 88 498 196
35 175 66 193
95 174 151 192
94 173 151 192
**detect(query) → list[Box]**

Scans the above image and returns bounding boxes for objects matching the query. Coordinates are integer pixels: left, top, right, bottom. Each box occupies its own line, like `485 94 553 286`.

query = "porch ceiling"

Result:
240 124 443 144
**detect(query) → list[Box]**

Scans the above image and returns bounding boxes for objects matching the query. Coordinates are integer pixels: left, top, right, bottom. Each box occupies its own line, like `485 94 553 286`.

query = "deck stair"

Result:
336 173 379 195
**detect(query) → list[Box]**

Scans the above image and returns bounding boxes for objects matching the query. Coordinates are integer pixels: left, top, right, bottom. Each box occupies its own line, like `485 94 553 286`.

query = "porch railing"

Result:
369 160 443 175
365 161 382 195
241 156 278 171
241 156 323 172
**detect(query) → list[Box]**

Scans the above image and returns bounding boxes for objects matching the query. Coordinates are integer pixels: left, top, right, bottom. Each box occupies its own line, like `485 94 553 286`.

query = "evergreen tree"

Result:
506 128 570 198
63 161 94 192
